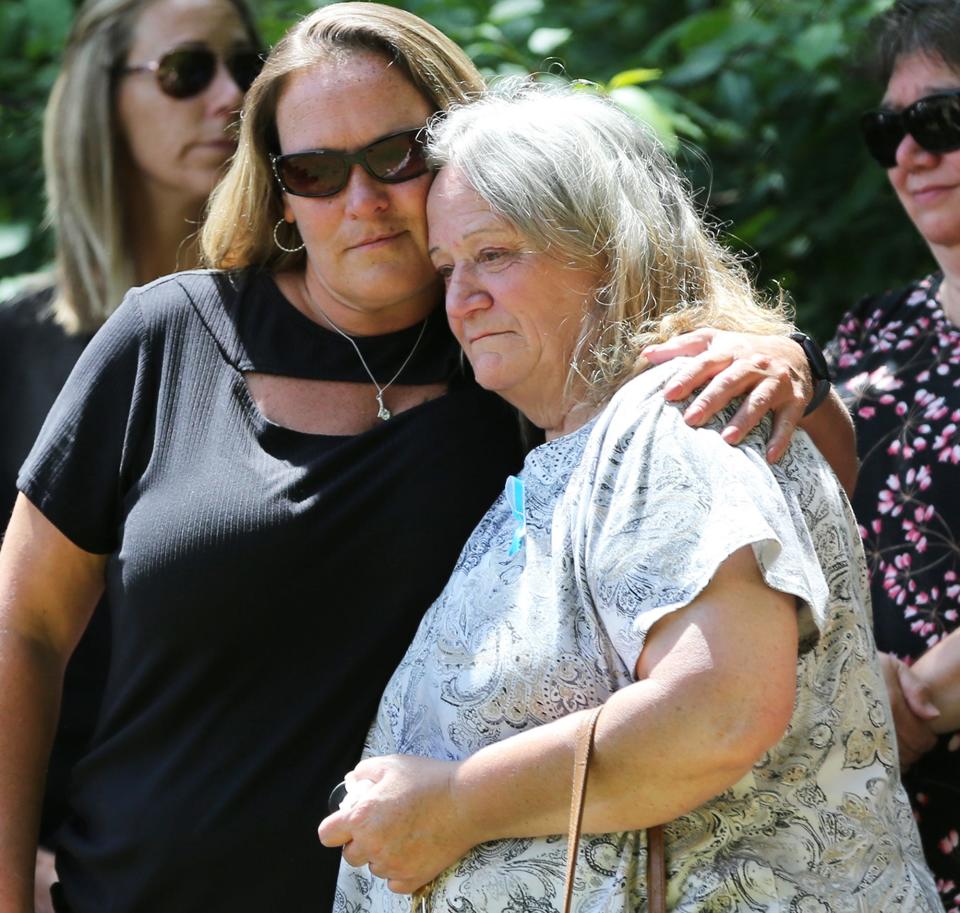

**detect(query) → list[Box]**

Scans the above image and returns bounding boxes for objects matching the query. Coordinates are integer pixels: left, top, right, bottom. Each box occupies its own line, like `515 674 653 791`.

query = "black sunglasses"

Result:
119 44 263 100
860 89 960 168
270 128 430 198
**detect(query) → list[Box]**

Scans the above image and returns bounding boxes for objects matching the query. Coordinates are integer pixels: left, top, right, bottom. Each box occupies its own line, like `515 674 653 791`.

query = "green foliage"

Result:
0 0 929 339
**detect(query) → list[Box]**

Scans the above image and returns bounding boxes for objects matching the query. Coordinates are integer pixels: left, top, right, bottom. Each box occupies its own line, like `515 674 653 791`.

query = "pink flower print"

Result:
878 488 901 516
858 406 876 419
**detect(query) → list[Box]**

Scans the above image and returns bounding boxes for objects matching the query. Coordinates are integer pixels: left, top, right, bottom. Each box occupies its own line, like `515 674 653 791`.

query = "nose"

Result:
444 264 492 320
895 131 938 170
342 166 390 218
207 59 244 115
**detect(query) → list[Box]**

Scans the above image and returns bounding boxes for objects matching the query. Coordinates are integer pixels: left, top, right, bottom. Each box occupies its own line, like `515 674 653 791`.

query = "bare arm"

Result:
642 329 858 495
0 494 105 913
318 546 798 893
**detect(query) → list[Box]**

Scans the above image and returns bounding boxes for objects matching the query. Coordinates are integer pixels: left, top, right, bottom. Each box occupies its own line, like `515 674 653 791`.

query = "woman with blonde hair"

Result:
0 0 261 909
319 80 939 912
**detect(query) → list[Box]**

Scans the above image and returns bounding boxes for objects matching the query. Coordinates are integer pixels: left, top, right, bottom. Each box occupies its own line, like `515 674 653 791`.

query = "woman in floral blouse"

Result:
320 80 938 913
646 2 960 906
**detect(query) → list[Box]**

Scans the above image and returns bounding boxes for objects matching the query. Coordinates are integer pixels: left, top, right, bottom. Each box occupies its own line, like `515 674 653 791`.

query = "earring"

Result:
273 218 305 253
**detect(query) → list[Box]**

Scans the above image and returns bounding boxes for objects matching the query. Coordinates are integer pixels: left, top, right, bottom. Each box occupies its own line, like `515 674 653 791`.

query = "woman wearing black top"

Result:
0 0 262 909
0 6 521 913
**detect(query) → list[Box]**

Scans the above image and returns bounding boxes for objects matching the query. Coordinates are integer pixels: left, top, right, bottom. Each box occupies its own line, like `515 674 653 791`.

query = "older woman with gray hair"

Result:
319 81 940 913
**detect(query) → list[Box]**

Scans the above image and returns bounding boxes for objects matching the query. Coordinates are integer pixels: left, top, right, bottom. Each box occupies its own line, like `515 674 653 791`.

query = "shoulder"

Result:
126 268 247 326
849 274 934 328
591 361 753 460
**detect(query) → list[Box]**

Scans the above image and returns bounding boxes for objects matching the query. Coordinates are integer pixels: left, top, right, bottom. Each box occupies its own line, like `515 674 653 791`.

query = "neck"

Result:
121 167 206 285
509 379 596 442
932 244 960 325
282 265 439 337
127 182 206 285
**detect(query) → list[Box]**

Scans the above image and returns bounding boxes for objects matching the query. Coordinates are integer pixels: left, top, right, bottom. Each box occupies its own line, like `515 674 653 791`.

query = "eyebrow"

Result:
881 85 960 107
428 226 510 257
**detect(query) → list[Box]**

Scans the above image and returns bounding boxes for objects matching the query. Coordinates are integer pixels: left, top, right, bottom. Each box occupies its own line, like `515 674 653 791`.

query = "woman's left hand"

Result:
318 754 474 894
642 328 812 462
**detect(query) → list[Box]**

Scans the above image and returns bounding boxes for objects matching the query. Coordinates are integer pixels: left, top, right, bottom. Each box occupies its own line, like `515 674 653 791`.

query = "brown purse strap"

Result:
562 706 666 913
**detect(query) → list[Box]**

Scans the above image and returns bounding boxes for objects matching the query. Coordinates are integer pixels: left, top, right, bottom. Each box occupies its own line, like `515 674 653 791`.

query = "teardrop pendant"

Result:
376 394 392 421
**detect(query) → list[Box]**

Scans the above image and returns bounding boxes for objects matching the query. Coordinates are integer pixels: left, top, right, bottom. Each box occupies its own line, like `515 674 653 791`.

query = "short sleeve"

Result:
17 291 154 553
580 368 832 677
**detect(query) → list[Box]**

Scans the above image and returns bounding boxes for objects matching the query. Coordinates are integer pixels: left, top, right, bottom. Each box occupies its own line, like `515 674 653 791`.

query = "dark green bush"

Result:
0 0 930 338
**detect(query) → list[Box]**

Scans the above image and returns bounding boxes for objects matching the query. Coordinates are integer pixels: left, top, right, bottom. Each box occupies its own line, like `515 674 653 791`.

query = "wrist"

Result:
789 332 833 416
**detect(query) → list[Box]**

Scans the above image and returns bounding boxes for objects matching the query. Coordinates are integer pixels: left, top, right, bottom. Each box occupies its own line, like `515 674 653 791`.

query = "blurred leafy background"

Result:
0 0 932 340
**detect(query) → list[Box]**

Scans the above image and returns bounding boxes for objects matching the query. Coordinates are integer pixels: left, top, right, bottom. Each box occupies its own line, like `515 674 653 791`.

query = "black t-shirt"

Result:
18 269 524 913
0 283 110 846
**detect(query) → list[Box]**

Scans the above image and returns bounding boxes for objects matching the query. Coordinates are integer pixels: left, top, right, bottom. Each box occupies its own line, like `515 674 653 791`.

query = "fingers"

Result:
765 403 806 464
878 653 938 771
663 353 736 406
641 327 716 365
896 660 941 721
680 363 768 430
317 809 350 847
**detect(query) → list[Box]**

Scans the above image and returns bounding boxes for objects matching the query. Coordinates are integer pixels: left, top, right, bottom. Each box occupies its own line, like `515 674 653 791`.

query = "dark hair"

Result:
868 0 960 85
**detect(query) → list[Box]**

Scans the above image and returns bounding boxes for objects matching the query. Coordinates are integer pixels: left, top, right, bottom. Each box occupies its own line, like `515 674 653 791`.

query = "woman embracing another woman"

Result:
319 80 941 913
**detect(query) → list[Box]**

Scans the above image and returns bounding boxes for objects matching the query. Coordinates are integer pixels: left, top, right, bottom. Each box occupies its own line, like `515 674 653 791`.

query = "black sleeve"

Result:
17 291 154 554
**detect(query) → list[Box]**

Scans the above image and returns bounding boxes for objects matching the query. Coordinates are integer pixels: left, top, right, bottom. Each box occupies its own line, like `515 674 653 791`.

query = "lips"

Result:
467 330 509 345
349 231 404 250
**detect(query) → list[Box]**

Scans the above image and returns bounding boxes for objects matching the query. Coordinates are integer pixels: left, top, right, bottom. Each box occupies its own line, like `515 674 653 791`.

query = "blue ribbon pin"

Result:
505 475 526 557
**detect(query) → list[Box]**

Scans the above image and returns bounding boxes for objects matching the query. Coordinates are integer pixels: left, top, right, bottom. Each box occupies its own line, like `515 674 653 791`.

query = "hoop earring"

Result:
273 218 305 253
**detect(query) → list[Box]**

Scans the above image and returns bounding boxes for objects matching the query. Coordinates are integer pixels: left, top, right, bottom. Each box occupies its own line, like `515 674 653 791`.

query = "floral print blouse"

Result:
333 364 938 913
828 273 960 911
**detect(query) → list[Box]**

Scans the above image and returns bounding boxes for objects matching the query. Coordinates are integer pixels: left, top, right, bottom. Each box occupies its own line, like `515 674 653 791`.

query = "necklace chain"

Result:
310 298 430 421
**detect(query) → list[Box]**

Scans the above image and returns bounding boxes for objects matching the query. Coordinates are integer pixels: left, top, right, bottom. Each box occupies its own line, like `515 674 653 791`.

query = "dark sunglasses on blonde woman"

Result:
119 43 263 99
860 89 960 167
270 128 430 198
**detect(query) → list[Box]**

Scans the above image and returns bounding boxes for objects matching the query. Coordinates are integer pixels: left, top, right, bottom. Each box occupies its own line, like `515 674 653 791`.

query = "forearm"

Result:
455 675 772 842
798 389 858 497
0 496 105 912
911 629 960 734
0 630 63 912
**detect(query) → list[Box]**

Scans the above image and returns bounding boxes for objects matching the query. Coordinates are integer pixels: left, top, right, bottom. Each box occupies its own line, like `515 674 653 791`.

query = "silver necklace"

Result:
312 300 430 421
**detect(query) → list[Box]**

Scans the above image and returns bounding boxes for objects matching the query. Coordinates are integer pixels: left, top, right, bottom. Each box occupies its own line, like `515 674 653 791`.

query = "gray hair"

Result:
44 0 260 334
425 79 790 402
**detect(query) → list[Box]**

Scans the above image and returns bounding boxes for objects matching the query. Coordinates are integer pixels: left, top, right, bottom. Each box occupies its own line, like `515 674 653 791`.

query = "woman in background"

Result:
0 0 261 908
645 1 960 904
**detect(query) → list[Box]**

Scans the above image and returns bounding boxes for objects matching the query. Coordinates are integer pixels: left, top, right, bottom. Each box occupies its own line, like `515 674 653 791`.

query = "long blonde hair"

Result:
426 80 792 403
44 0 259 334
201 2 485 272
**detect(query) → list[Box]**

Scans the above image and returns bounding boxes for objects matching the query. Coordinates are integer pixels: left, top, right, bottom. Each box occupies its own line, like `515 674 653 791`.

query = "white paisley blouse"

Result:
334 363 940 913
